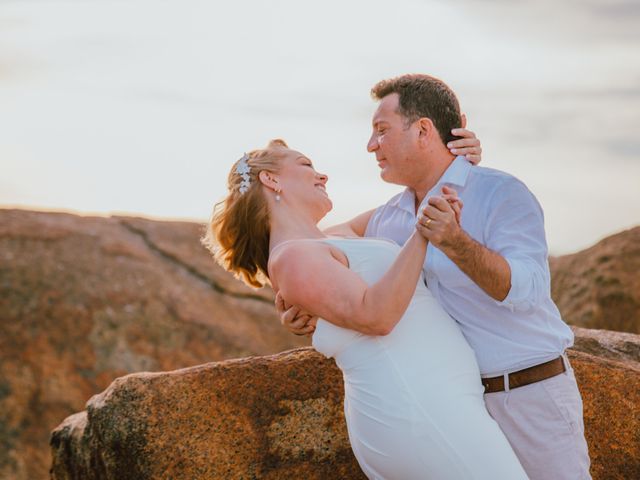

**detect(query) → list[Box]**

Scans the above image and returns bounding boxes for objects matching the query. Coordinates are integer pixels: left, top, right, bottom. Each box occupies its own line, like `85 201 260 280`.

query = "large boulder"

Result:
0 209 307 480
2 207 638 479
550 227 640 333
50 328 640 480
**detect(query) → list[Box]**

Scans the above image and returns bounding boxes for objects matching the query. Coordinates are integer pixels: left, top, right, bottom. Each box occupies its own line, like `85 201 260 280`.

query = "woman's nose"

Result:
317 172 328 184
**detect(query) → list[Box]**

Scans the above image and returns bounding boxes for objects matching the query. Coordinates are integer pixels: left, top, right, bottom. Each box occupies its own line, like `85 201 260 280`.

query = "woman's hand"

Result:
448 122 482 165
441 186 464 225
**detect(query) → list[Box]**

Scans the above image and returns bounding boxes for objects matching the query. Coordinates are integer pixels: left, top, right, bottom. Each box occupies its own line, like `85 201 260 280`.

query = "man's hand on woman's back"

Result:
275 291 317 336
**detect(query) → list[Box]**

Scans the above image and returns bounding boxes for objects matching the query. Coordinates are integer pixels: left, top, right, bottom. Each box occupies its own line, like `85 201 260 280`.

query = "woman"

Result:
203 139 528 479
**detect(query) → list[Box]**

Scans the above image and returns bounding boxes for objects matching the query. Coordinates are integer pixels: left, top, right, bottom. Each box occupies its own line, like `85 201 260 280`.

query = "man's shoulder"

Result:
467 165 530 194
467 165 542 214
470 164 519 182
382 190 407 207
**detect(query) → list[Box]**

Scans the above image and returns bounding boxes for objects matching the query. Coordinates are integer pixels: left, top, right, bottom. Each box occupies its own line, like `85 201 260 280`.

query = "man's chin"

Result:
380 169 403 186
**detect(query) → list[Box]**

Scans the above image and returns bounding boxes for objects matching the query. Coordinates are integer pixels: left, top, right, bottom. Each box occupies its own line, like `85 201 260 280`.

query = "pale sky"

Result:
1 0 639 254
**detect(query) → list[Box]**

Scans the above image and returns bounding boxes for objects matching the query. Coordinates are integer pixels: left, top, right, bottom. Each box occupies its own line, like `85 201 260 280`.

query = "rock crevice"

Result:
117 218 271 304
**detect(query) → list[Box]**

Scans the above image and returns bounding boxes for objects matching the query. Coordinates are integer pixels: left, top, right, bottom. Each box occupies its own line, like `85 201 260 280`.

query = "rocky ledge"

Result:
50 327 640 480
550 226 640 333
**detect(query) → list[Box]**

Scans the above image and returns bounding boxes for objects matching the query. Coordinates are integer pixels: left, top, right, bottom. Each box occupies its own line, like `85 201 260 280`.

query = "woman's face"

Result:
274 148 332 221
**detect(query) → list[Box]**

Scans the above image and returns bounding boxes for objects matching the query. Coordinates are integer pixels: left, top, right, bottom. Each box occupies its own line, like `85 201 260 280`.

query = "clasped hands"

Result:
415 185 464 251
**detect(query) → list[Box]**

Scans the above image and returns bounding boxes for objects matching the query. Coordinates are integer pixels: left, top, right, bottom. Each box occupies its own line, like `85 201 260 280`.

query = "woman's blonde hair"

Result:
201 139 289 288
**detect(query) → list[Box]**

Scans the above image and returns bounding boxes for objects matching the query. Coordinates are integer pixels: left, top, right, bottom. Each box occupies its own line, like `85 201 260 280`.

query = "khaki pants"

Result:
483 356 591 480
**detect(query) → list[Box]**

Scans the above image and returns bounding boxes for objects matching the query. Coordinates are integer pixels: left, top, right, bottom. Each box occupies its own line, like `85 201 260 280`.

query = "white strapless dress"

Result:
312 237 528 480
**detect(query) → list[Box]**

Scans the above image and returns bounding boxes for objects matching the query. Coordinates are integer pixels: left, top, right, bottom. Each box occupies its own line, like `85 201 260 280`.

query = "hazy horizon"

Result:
1 0 639 255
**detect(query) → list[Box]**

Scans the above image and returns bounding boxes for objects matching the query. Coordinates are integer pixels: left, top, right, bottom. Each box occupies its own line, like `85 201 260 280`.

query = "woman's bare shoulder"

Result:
268 239 347 293
269 239 329 273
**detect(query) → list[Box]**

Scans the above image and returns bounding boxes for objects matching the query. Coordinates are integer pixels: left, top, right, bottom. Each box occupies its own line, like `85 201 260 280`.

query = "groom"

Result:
278 74 591 479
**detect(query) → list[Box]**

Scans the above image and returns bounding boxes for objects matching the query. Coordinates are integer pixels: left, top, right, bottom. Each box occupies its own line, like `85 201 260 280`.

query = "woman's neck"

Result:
268 206 325 252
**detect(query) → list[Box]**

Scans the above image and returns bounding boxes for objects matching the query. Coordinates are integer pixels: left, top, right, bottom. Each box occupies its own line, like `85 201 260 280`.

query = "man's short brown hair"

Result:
371 74 462 145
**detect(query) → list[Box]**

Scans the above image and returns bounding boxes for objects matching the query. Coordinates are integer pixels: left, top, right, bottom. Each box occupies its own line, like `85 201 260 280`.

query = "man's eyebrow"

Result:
373 120 388 127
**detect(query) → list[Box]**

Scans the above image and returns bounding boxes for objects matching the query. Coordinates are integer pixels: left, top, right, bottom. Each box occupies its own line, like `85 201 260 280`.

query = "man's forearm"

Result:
442 232 511 301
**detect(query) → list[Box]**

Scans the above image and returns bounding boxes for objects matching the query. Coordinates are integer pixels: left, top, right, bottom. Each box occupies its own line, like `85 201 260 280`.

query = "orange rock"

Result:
0 209 307 480
51 349 364 480
50 329 640 480
568 348 640 480
550 227 640 333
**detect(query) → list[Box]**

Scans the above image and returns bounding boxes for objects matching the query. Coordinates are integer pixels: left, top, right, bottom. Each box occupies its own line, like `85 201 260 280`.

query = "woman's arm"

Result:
322 209 375 237
269 231 427 336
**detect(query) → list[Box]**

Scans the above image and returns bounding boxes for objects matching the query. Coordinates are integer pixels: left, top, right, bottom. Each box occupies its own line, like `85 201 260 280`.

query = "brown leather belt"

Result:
482 356 566 394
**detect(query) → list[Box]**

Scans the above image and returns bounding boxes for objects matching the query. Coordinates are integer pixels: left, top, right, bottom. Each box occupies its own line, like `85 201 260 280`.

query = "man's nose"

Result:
367 134 379 153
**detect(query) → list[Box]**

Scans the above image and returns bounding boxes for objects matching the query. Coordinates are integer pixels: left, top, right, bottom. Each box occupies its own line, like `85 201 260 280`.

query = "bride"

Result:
203 139 528 479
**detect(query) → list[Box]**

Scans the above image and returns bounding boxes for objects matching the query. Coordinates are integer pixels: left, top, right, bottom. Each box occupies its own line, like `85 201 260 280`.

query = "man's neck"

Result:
411 153 456 213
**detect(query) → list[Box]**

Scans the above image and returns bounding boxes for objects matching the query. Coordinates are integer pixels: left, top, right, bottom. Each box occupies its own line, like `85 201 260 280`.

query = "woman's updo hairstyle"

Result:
202 139 289 288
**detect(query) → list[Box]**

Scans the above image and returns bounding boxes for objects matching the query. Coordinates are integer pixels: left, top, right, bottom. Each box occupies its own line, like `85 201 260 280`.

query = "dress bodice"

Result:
311 236 428 360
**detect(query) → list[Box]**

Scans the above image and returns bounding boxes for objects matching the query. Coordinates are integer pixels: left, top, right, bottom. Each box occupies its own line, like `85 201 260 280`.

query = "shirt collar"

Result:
392 156 473 215
393 188 417 215
436 155 473 189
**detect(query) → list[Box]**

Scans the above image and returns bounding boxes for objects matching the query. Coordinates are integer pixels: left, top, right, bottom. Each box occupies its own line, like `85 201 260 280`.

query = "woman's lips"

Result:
315 184 328 196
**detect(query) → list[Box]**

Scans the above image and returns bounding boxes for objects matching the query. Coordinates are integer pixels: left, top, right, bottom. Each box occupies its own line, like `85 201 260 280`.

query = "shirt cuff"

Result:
497 257 530 312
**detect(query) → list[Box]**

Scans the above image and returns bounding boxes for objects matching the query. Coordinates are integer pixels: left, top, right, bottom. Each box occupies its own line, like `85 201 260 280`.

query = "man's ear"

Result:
460 113 467 129
259 170 279 191
417 117 435 144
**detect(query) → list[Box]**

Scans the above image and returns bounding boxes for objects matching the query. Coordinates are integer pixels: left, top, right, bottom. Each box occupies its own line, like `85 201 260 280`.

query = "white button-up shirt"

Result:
364 156 574 376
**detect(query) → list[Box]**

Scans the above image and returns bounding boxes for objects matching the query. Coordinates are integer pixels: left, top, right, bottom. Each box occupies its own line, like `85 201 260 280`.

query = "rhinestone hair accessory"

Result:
235 153 251 195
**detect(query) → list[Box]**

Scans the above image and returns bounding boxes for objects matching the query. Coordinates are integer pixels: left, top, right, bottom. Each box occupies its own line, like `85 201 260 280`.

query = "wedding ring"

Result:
424 217 432 227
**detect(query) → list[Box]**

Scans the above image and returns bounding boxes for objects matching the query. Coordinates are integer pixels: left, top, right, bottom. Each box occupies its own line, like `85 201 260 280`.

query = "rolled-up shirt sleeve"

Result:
483 177 551 313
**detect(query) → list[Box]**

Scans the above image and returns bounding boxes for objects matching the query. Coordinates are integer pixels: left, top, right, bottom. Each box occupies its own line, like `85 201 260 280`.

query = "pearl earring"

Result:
275 188 281 202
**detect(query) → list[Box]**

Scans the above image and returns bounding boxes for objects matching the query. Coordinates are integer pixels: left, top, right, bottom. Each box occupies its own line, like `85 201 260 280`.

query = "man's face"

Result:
367 93 420 186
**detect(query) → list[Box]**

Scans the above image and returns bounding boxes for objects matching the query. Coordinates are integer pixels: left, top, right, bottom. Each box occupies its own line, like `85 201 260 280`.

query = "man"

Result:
278 74 590 479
